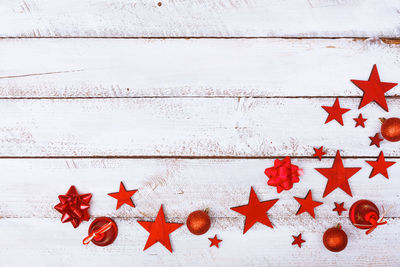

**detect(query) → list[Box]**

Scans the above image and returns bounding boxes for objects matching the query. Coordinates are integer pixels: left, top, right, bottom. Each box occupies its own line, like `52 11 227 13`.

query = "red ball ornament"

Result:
380 117 400 142
83 217 118 246
323 225 348 252
349 199 387 234
186 210 211 235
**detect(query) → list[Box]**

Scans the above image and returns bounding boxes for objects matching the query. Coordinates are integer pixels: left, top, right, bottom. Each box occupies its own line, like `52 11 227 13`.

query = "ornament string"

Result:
353 205 391 235
82 222 113 245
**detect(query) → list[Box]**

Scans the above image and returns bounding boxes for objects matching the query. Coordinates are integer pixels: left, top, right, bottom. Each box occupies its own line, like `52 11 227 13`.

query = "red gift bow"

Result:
54 186 92 228
264 157 303 193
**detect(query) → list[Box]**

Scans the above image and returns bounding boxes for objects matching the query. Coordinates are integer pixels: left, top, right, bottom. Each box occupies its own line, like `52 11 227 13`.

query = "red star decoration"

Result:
315 150 361 198
366 151 396 179
231 187 278 234
292 234 305 248
108 181 138 210
322 98 350 126
351 64 397 112
369 133 383 148
208 235 222 248
313 146 326 161
333 202 347 215
353 114 367 128
294 190 323 219
137 205 183 253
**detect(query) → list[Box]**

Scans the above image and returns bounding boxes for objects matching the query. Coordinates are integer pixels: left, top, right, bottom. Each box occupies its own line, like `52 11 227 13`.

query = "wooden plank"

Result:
1 0 400 37
0 98 397 157
0 38 399 97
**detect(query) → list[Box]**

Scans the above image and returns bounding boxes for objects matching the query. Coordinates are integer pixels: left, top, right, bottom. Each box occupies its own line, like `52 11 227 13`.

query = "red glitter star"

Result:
108 182 138 209
322 98 350 126
294 190 323 219
333 202 347 215
369 133 383 148
366 151 396 179
208 235 222 248
313 146 326 160
353 114 367 128
292 233 305 248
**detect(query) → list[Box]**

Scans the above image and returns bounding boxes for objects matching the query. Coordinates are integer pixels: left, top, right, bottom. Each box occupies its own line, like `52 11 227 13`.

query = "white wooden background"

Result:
1 1 400 266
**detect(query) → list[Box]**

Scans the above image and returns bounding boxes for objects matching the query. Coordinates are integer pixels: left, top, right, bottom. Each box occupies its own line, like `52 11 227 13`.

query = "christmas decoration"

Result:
54 186 92 228
231 187 278 234
321 98 350 126
351 64 397 112
315 150 361 197
366 151 395 179
353 114 367 128
349 199 387 235
137 205 183 253
313 146 326 161
208 235 222 248
186 210 211 235
291 234 305 248
333 202 346 216
83 217 118 246
264 157 303 193
380 117 400 142
294 190 323 219
369 133 383 148
108 181 138 210
323 224 348 252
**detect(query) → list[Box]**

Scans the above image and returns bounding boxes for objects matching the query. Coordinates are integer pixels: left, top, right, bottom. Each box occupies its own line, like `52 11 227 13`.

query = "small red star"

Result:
313 146 326 160
315 150 361 197
369 133 383 148
351 64 397 112
208 235 222 248
353 114 367 128
333 202 347 215
108 182 138 209
292 233 305 248
137 205 183 253
322 98 350 126
231 187 278 234
366 151 396 179
294 190 323 219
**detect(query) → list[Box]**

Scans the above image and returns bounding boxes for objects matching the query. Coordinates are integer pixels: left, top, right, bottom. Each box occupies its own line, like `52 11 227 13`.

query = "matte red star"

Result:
369 133 383 148
322 98 350 126
351 64 397 112
333 202 347 215
292 233 305 248
313 146 326 161
137 205 183 253
108 182 138 209
315 150 361 197
353 114 367 128
231 187 278 234
294 190 323 218
366 151 396 179
208 235 222 248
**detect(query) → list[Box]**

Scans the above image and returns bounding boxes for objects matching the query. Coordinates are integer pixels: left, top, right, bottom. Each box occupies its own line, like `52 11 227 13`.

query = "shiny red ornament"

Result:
349 199 387 235
108 181 138 210
294 190 323 219
369 133 383 148
353 114 367 128
365 151 395 179
322 98 350 126
313 146 326 161
208 234 222 248
292 233 305 248
264 157 303 193
54 186 92 228
83 217 118 246
323 225 348 252
381 117 400 142
186 210 211 235
333 202 347 216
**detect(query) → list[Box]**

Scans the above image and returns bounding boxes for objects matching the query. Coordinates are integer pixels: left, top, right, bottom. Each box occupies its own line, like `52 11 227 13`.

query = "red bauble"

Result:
186 210 211 235
381 117 400 142
84 217 118 246
323 225 348 252
349 199 387 234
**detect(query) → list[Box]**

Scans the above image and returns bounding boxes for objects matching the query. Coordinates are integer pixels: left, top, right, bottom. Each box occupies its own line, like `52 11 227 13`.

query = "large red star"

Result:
108 182 138 209
208 235 222 248
315 150 361 197
366 151 396 179
369 133 383 148
333 202 347 215
137 205 183 253
353 114 367 128
231 187 278 234
313 146 326 161
294 190 323 218
322 98 350 126
292 233 305 248
351 64 397 112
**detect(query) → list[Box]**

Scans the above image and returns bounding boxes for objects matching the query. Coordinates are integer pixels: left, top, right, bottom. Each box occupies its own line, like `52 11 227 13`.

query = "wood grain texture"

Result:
1 38 400 97
1 0 400 37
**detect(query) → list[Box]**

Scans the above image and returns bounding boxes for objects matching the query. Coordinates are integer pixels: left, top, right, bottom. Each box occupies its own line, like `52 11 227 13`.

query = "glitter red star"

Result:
294 190 323 219
292 233 305 248
322 98 350 126
369 133 383 148
315 150 361 197
108 181 138 209
353 114 367 128
366 151 396 179
333 202 347 215
231 187 278 234
208 235 222 248
313 146 326 160
351 64 397 112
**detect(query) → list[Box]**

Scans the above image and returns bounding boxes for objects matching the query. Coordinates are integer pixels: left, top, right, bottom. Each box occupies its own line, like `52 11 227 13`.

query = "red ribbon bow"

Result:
365 212 387 235
264 157 303 193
